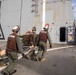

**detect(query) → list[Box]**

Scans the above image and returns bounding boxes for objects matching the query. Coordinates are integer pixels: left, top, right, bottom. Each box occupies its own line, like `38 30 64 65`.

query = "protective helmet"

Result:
43 23 49 29
32 27 36 31
26 30 31 35
12 25 20 32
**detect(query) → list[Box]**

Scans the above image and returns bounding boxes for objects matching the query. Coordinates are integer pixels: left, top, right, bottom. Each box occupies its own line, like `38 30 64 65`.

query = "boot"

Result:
1 70 10 75
35 57 39 61
25 54 30 59
11 70 17 75
40 58 45 62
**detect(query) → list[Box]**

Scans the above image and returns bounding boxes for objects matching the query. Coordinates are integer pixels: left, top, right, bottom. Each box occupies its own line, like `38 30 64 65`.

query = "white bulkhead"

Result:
0 0 74 44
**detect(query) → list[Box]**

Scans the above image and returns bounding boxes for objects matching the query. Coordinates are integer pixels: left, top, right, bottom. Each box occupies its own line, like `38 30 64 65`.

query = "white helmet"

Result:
12 25 20 32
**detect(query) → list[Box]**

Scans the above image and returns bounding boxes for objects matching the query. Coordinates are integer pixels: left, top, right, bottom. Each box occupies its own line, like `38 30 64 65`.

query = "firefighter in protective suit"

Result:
36 25 52 62
1 25 25 75
26 27 37 60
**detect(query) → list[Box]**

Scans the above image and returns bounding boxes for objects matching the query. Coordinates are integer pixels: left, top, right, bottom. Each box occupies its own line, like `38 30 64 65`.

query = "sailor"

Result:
36 24 52 62
26 27 37 60
1 25 25 75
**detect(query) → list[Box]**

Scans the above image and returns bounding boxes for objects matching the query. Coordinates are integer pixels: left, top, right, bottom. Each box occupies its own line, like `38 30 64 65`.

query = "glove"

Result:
29 45 34 49
49 44 52 48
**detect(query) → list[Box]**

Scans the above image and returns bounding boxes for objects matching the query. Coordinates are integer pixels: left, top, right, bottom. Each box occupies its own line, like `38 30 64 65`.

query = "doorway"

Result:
60 27 66 42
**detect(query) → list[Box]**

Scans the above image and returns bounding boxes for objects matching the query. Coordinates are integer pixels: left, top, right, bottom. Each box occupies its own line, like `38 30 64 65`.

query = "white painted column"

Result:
42 0 46 29
19 0 23 35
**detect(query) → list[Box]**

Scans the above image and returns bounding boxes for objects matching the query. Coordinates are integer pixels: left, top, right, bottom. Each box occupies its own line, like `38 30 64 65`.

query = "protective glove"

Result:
49 44 52 48
29 45 34 49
